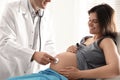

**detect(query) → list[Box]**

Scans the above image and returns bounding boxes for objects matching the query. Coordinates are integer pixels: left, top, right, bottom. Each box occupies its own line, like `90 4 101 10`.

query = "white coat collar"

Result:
18 0 29 15
18 0 44 17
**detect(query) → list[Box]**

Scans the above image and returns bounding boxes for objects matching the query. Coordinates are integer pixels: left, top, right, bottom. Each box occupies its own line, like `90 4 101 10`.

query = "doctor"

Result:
0 0 56 79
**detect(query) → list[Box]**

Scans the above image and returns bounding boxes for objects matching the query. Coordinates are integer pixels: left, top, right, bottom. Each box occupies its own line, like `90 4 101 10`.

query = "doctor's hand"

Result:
32 51 56 65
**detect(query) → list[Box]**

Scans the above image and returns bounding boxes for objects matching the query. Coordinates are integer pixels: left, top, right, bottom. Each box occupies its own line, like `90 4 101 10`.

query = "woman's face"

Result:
88 12 101 35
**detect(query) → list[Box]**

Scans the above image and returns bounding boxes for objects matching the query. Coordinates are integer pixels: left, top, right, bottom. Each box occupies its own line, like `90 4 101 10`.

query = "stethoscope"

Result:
38 10 44 51
38 11 60 64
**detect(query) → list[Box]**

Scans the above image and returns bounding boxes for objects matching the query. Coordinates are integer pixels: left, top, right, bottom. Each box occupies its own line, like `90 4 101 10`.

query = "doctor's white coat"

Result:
0 0 56 79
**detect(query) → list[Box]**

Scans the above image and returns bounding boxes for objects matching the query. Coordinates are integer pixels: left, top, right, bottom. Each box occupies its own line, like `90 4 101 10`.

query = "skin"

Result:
30 0 51 11
30 0 56 65
88 13 102 39
49 12 120 80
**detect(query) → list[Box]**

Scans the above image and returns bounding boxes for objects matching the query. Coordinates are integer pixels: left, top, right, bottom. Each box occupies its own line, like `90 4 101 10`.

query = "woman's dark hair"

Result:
88 3 118 38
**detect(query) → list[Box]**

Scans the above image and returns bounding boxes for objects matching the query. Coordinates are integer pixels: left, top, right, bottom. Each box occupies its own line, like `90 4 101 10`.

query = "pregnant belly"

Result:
50 52 77 72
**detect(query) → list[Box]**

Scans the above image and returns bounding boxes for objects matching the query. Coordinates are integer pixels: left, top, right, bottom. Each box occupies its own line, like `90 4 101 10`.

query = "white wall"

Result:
48 0 89 53
48 0 77 53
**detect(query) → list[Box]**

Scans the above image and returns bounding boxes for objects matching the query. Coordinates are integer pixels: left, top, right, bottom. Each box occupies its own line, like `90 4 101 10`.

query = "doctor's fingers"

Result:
40 52 56 62
35 55 51 65
44 53 56 61
35 52 56 65
38 58 50 65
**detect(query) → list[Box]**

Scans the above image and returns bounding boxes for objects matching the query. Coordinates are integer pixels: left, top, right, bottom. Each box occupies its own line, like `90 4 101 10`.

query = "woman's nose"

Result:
88 21 93 26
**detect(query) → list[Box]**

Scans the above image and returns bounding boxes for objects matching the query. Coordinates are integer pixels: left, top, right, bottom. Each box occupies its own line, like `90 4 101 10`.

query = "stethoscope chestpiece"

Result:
54 58 59 64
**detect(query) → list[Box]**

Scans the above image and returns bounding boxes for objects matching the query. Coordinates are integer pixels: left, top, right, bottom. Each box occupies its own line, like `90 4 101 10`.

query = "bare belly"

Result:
50 52 77 72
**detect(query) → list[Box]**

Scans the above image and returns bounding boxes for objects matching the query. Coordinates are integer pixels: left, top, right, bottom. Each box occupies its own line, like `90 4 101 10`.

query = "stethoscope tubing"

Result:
38 10 44 51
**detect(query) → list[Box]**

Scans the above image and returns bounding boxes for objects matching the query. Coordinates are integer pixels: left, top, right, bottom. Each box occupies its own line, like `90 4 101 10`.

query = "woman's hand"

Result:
59 66 80 79
66 45 77 53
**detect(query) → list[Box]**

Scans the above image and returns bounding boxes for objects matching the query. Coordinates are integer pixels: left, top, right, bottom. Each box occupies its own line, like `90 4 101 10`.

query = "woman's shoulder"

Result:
97 36 116 46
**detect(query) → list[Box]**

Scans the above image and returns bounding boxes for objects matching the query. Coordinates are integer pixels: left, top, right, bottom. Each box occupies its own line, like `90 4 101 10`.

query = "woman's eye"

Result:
94 21 98 23
93 20 98 23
